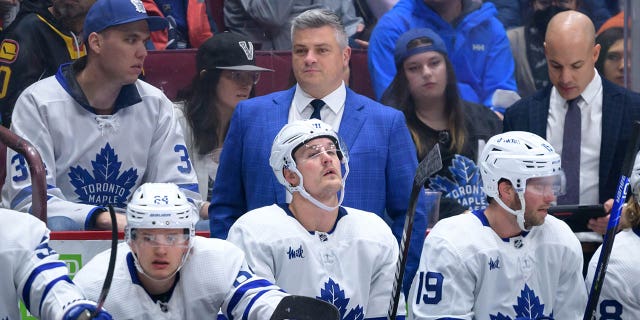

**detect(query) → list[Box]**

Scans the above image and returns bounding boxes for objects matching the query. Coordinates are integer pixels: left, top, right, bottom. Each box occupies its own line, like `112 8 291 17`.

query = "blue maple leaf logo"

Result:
68 143 138 207
449 155 479 186
489 284 553 320
317 278 364 320
428 155 487 210
490 313 513 320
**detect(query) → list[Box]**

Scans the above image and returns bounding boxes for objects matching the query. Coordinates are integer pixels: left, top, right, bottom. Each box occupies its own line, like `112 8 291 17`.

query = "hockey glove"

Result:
62 300 113 320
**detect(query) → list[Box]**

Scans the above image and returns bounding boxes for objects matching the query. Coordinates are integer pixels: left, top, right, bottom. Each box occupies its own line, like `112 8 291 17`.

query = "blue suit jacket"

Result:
503 79 640 203
210 86 427 294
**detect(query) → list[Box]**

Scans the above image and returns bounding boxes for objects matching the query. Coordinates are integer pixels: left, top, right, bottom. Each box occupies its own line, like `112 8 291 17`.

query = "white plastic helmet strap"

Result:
493 193 530 231
130 240 193 282
286 161 350 212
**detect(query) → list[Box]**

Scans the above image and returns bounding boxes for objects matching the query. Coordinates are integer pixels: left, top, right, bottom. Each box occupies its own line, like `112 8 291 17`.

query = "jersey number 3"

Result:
174 144 192 174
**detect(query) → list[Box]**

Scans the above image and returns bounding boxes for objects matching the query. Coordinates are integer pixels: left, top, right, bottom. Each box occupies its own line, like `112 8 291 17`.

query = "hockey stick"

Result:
92 205 118 317
270 295 340 320
78 205 119 320
388 144 443 320
583 121 640 320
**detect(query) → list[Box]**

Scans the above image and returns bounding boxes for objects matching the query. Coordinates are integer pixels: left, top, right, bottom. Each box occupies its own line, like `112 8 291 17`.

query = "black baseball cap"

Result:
197 32 273 72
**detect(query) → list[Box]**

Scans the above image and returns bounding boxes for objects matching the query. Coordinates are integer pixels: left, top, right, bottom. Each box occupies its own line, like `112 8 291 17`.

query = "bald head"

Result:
546 10 595 47
543 10 599 100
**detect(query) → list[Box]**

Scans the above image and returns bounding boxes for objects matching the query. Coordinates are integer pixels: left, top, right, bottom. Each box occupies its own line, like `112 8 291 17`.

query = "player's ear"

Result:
497 180 514 200
87 32 101 52
284 168 300 187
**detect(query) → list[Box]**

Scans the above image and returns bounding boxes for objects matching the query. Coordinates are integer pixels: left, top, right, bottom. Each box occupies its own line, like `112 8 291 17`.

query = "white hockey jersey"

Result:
73 237 286 319
2 64 201 229
227 204 406 320
408 210 587 320
0 209 88 320
586 227 640 319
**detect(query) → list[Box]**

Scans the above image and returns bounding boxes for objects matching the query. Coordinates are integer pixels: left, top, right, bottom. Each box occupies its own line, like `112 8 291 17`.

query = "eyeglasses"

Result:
223 70 261 85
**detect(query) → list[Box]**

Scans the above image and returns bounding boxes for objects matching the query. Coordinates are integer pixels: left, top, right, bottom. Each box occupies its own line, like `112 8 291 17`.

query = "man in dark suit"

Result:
210 8 426 295
504 10 640 273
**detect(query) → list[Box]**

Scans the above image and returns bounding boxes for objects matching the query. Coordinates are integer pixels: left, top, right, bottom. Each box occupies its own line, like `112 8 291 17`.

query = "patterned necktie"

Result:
558 97 581 205
309 99 325 120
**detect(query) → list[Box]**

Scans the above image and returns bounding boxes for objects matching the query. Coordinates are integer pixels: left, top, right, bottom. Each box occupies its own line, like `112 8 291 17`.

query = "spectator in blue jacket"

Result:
368 0 517 114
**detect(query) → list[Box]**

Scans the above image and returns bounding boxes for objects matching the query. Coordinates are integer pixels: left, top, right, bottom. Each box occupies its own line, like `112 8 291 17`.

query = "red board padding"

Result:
50 230 211 240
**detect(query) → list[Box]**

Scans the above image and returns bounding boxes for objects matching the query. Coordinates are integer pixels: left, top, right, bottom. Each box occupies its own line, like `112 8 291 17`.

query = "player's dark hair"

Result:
381 45 466 159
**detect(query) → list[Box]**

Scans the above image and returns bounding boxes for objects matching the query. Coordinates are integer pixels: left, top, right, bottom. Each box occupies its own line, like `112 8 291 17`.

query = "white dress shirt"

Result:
289 82 346 131
547 70 603 205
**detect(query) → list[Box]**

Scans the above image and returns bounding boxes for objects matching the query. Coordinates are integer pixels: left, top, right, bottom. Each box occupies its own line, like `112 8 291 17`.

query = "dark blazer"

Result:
210 86 427 294
503 79 640 203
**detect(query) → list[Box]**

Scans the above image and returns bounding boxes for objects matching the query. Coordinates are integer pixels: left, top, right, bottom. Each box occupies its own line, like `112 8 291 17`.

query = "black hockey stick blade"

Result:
270 295 340 320
388 144 443 320
584 121 640 320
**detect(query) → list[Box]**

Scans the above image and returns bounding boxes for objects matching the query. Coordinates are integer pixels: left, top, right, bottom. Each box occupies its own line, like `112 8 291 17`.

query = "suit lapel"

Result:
337 89 366 150
599 81 624 191
530 89 552 138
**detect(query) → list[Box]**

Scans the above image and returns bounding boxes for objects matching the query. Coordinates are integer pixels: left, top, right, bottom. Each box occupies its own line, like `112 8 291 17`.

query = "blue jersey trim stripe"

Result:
22 261 67 310
366 317 405 320
12 186 33 209
227 279 274 320
241 289 270 320
12 185 56 209
177 183 199 193
39 275 73 315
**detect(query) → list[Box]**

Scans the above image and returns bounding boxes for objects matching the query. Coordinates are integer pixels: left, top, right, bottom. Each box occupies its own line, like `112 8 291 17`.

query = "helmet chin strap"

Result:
494 193 530 232
131 243 193 283
286 162 350 212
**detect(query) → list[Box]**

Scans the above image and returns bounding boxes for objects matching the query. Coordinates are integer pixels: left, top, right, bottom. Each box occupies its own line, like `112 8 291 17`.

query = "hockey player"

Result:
2 0 201 231
0 209 112 320
73 183 289 319
227 119 406 319
408 131 587 319
585 151 640 319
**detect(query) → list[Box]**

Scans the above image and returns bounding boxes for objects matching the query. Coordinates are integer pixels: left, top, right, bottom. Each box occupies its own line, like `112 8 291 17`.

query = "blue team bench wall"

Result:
142 48 375 101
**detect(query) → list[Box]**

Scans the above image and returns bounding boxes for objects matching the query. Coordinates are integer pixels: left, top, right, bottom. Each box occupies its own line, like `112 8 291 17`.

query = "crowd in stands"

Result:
1 0 639 318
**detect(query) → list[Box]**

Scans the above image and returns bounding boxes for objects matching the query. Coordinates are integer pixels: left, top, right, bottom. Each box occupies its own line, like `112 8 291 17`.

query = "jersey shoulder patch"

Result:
0 39 19 63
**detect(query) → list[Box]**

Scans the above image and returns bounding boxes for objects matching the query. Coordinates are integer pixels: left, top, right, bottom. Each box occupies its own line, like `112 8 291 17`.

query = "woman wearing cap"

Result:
381 28 502 221
174 32 273 225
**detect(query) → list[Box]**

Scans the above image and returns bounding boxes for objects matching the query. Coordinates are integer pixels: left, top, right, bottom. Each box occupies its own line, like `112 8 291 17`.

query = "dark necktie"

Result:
309 99 325 120
558 97 581 205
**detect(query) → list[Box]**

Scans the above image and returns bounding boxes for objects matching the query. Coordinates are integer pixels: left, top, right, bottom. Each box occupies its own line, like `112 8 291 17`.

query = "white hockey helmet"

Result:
480 131 565 230
125 183 197 242
269 119 349 211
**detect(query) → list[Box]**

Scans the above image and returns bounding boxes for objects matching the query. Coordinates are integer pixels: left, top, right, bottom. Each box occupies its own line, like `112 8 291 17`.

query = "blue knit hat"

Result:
394 28 448 66
83 0 168 41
